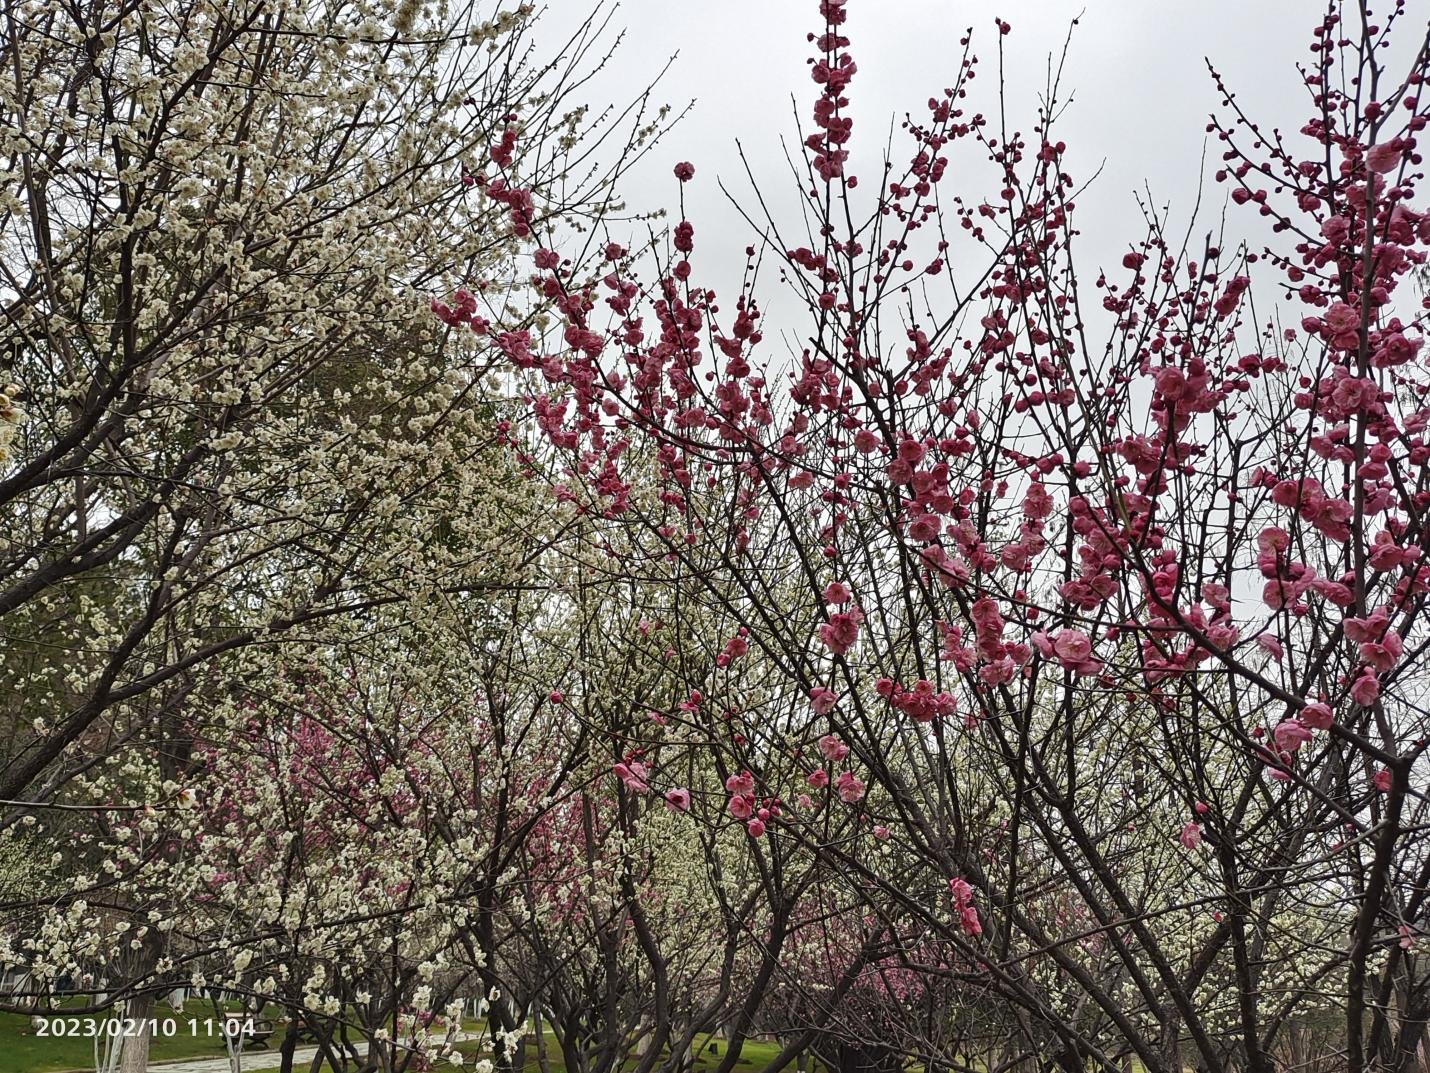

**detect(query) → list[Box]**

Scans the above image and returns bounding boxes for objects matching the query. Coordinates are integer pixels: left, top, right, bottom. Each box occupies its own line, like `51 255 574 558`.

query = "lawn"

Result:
245 1034 820 1073
0 1004 492 1073
0 1000 291 1073
0 1014 826 1073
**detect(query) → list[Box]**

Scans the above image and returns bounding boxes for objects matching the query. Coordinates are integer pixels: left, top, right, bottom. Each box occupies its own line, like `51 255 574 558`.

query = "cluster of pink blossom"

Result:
819 605 863 655
948 877 981 937
876 677 956 723
805 0 855 181
1030 628 1102 677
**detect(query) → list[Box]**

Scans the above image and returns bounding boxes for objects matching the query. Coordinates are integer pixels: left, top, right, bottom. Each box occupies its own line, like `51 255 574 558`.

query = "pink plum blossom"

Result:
1272 719 1313 753
1300 702 1335 730
1350 669 1381 707
613 761 650 794
725 770 755 795
1053 629 1093 665
664 788 691 812
819 607 863 654
818 733 850 761
1367 141 1404 174
948 877 981 936
835 770 865 803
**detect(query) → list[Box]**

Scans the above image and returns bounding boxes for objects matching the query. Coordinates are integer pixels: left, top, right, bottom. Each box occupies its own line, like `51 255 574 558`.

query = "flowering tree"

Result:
444 0 1430 1069
0 0 669 816
1 578 597 1073
0 0 676 1068
181 607 584 1073
488 564 789 1073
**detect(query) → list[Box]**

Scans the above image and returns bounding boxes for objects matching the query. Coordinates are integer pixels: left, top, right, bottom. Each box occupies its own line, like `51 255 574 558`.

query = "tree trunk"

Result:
118 992 155 1073
534 1001 552 1073
488 994 527 1073
278 1015 300 1073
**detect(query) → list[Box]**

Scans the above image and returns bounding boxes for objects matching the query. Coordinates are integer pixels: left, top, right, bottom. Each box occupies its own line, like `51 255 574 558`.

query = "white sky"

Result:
531 0 1380 337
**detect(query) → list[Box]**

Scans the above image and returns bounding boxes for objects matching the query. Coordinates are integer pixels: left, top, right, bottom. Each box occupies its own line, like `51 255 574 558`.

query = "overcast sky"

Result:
531 0 1357 335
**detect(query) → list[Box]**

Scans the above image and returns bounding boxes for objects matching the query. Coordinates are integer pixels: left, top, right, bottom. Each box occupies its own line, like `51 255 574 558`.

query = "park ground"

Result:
0 1006 807 1073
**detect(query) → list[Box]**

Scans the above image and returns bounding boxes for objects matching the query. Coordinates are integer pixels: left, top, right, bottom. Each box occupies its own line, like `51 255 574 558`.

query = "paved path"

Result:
82 1030 479 1073
132 1044 326 1073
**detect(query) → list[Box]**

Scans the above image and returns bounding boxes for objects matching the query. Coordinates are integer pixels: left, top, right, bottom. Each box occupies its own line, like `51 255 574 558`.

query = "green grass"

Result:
0 1014 829 1073
0 1006 1164 1073
0 999 291 1073
245 1033 816 1073
0 1003 485 1073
